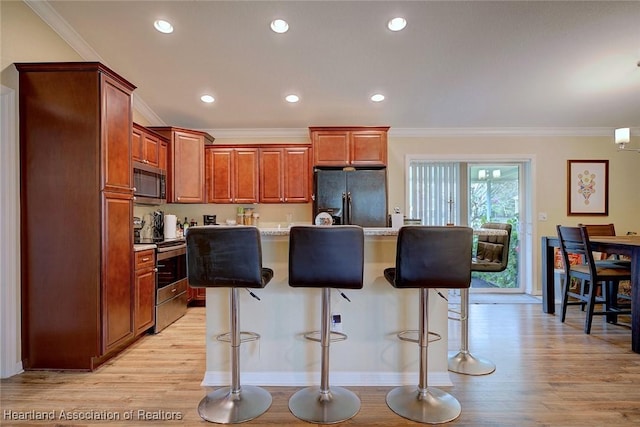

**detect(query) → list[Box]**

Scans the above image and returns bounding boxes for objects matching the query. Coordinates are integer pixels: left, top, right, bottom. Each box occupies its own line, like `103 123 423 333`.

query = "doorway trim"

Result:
1 85 23 378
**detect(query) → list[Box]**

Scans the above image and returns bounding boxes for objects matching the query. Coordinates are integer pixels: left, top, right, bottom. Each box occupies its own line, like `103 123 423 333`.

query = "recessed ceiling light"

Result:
387 17 407 32
154 19 174 34
270 19 289 34
285 94 300 103
371 94 385 102
200 95 215 103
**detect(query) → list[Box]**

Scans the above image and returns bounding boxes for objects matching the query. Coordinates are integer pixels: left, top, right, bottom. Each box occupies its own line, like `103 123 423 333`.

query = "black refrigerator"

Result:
313 168 388 227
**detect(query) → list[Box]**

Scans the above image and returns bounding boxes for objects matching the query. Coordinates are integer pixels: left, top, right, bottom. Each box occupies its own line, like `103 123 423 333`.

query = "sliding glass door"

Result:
407 159 528 292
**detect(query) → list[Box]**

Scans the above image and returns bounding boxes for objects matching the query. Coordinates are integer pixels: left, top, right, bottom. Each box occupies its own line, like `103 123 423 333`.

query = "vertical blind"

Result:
408 161 459 225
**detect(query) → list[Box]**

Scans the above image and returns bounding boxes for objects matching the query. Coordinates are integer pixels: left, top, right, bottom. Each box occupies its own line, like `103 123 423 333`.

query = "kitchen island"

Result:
201 227 458 388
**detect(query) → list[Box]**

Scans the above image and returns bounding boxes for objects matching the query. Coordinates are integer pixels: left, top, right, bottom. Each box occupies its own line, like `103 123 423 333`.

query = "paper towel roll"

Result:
391 213 404 230
164 215 177 239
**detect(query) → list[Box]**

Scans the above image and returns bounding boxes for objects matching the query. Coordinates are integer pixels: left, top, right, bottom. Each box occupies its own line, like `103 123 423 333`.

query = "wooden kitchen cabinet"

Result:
134 249 156 335
159 139 168 171
189 287 207 306
310 126 389 167
17 62 135 370
132 123 166 169
205 147 259 203
259 146 311 203
149 126 215 203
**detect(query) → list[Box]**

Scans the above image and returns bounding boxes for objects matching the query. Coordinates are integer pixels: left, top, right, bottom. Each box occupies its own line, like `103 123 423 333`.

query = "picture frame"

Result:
567 160 609 216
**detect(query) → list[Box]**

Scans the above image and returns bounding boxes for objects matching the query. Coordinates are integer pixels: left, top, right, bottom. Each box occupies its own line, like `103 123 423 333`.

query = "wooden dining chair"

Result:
578 223 631 317
578 223 620 260
556 225 631 334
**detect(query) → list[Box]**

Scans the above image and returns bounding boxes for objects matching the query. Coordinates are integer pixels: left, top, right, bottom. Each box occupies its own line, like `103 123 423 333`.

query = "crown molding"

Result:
203 127 626 139
389 127 622 138
202 128 309 139
132 95 166 126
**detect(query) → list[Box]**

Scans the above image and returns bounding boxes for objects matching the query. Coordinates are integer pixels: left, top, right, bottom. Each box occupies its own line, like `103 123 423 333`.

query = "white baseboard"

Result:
201 370 453 388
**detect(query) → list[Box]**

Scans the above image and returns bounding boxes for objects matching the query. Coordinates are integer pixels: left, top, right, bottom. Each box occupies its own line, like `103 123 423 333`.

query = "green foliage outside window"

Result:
469 175 519 288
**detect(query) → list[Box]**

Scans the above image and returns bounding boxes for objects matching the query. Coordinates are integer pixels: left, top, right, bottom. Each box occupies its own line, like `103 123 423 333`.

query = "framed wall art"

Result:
567 160 609 216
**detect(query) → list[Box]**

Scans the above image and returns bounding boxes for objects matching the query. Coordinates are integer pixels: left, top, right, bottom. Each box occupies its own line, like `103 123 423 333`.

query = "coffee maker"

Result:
133 217 144 243
203 214 217 225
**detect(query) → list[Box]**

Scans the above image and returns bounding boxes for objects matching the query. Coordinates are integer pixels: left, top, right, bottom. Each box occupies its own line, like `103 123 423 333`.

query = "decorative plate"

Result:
315 212 333 226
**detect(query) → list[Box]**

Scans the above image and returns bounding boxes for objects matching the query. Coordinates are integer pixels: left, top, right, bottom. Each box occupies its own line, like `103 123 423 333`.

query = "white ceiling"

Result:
28 1 640 136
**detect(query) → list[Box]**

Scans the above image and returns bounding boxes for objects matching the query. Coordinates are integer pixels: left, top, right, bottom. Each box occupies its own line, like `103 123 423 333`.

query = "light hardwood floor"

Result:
2 302 639 426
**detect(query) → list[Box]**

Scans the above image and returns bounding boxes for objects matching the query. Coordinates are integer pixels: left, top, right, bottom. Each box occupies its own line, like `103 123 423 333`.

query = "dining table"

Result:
540 234 640 353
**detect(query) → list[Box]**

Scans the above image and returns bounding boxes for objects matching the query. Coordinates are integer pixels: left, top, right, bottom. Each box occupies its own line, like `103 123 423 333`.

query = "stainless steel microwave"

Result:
133 162 166 205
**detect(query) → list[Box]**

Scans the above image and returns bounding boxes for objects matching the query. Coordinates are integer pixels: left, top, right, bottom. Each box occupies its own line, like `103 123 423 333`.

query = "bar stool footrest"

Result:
303 330 347 343
397 329 441 344
216 331 261 343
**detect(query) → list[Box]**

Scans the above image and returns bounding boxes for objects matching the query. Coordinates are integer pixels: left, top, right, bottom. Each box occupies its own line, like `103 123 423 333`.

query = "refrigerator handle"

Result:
342 192 347 225
347 191 352 225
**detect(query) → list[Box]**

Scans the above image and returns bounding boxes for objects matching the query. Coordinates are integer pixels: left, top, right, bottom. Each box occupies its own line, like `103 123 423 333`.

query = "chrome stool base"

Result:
448 350 496 376
386 385 461 424
198 385 272 424
289 385 360 424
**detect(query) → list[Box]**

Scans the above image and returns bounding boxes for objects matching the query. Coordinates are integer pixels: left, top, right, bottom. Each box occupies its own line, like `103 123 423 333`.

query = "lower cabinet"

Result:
134 249 156 335
189 286 206 306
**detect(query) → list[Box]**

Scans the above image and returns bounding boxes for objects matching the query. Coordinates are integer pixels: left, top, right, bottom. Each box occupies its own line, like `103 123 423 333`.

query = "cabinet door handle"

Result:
153 268 158 272
171 288 177 293
141 257 150 262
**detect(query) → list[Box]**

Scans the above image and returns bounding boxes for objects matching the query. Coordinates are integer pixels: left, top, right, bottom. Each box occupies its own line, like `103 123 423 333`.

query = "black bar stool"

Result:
186 226 273 424
287 225 364 424
384 226 473 424
448 222 511 376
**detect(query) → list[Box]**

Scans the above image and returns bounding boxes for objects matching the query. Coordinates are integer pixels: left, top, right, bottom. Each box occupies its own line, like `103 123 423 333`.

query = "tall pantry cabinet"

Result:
17 62 136 370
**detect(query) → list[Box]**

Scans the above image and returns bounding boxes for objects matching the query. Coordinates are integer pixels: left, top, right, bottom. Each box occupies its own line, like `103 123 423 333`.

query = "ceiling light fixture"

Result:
270 19 289 34
371 94 385 102
154 19 174 34
200 95 215 104
285 94 299 103
614 128 639 152
387 17 407 32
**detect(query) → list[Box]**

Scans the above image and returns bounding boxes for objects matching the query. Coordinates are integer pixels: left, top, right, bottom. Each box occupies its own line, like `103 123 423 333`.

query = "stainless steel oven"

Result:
154 240 187 333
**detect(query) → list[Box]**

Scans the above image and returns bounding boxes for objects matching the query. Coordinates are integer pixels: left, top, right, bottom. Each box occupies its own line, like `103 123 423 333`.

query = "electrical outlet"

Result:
331 313 342 333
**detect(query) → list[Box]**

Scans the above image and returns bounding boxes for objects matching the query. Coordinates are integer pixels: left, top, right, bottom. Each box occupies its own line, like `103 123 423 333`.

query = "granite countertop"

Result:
259 227 398 236
259 226 507 237
134 243 157 252
133 226 504 245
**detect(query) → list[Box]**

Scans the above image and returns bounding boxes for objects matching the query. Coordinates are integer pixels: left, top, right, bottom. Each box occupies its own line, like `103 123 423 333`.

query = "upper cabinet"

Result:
132 123 166 169
205 147 259 204
206 144 311 204
310 126 389 167
259 146 311 203
149 126 214 203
